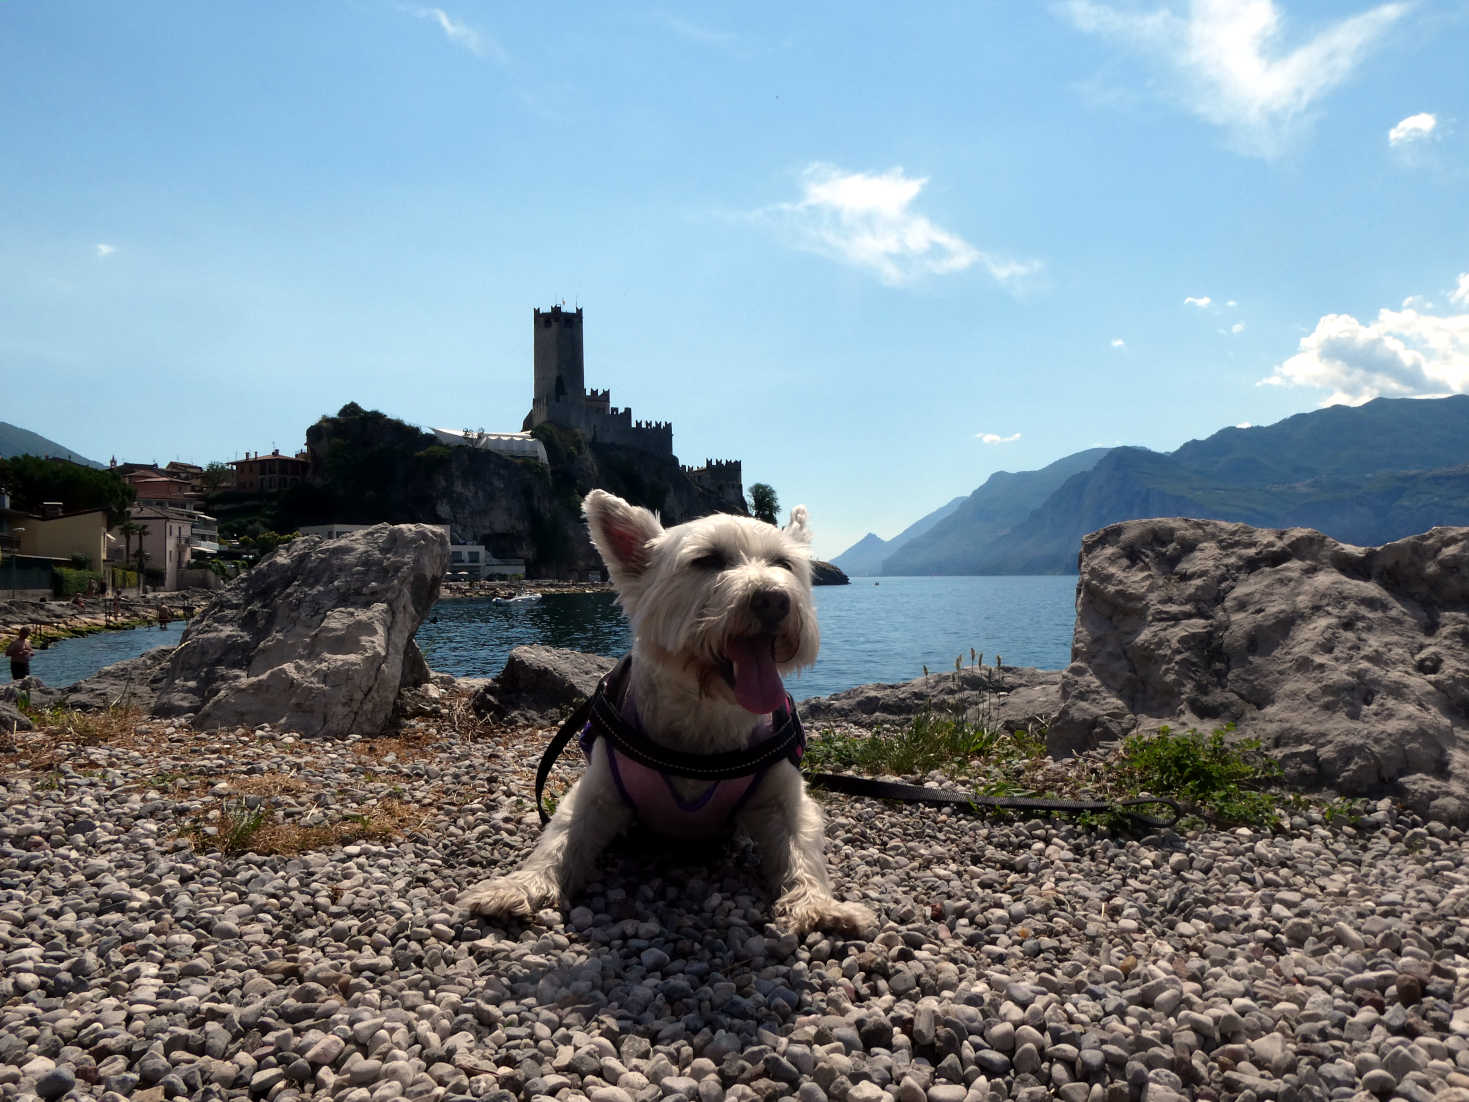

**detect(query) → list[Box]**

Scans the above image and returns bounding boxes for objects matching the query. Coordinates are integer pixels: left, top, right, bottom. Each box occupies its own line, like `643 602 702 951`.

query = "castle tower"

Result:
532 306 585 414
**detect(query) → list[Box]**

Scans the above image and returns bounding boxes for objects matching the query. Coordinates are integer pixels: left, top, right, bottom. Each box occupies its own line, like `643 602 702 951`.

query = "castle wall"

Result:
684 458 744 503
526 305 674 458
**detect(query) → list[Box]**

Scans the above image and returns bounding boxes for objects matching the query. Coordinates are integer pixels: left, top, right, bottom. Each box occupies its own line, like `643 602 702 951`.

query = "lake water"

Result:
415 576 1079 700
28 620 190 687
30 576 1080 700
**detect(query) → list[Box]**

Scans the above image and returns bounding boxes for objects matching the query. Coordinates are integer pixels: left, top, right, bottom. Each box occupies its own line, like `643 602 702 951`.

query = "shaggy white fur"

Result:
458 490 876 936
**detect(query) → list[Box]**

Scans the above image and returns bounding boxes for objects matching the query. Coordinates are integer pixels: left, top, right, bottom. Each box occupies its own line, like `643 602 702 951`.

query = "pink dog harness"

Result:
541 655 806 838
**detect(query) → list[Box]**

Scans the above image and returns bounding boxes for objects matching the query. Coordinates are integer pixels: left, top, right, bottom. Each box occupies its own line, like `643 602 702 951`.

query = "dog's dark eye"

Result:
770 557 794 572
692 551 726 570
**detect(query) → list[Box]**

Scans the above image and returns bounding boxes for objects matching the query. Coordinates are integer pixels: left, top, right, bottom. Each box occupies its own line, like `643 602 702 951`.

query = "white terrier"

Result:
458 489 876 936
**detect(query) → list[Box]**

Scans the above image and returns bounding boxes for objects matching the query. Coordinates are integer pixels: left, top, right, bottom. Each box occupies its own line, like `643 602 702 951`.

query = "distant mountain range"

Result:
829 495 965 576
0 422 103 468
837 395 1469 575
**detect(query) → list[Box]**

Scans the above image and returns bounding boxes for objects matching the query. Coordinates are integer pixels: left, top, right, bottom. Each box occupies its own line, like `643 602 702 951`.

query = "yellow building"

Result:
18 508 111 570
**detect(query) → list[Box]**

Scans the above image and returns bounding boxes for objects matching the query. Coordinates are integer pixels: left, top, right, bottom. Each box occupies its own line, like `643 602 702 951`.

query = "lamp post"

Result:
8 528 25 599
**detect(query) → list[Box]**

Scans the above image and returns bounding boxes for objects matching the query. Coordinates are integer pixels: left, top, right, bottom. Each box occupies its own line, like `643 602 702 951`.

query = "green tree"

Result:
201 461 232 492
748 482 779 525
0 455 135 526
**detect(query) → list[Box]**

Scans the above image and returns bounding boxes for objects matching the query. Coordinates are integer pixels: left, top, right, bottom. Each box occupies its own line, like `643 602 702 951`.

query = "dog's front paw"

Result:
779 896 877 938
458 872 560 920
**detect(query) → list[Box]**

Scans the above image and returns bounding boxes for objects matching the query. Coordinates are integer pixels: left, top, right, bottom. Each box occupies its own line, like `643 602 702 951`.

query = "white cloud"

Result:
95 243 116 258
976 431 1023 445
1450 273 1469 307
659 15 738 48
1057 0 1409 157
1111 337 1127 348
758 164 1039 287
1235 422 1254 429
404 6 505 61
1260 289 1469 405
1388 112 1437 146
1231 321 1246 334
1184 295 1212 308
1226 299 1238 307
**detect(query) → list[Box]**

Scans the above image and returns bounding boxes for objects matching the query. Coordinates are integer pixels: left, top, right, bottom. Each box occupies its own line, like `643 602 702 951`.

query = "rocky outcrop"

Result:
61 647 175 713
289 404 747 578
810 560 850 586
470 645 618 725
152 524 448 738
1050 519 1469 821
802 666 1061 733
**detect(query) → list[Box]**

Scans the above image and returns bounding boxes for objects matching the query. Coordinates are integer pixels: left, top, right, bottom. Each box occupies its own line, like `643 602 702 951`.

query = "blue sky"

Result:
2 1 1466 559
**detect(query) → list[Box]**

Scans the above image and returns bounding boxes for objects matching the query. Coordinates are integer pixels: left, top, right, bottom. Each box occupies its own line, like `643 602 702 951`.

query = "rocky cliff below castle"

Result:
275 403 748 578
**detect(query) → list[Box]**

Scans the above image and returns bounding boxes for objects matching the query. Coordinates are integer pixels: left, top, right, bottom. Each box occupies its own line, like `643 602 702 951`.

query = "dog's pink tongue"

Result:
727 636 787 715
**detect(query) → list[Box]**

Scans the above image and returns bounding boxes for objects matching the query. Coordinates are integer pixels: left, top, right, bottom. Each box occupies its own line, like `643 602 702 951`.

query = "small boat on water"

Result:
492 593 542 604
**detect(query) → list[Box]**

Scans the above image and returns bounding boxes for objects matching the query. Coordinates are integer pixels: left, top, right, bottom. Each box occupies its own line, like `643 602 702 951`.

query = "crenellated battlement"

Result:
524 306 742 487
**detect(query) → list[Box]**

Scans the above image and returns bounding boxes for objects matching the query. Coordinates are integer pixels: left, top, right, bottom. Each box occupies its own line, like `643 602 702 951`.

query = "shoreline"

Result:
0 590 209 649
436 579 612 601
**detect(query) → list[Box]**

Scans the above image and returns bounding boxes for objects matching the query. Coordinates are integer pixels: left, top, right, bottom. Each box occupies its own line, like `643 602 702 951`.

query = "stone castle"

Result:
523 305 742 500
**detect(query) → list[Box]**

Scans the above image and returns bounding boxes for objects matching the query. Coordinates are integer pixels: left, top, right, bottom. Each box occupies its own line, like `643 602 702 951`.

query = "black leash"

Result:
802 772 1180 831
533 655 1180 831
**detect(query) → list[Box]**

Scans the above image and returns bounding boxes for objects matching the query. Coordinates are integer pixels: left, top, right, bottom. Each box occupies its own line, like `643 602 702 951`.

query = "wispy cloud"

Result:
755 164 1040 287
95 243 116 258
658 14 739 48
403 6 506 62
1388 112 1437 146
977 431 1023 445
1231 321 1246 334
1184 295 1212 308
1260 274 1469 405
1111 337 1127 348
1057 0 1410 157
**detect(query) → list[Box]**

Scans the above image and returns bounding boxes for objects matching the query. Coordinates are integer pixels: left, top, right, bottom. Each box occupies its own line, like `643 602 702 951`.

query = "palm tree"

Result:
748 483 779 525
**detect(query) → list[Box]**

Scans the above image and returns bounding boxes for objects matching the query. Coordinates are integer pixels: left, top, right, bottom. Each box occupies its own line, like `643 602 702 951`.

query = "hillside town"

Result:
1 306 753 598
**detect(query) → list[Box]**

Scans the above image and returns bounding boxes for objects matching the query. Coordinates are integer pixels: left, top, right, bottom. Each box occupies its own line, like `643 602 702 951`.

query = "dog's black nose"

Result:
750 588 790 630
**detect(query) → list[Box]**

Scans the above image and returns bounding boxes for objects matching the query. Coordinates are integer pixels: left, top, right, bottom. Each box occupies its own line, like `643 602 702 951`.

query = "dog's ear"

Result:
783 505 813 546
584 489 663 581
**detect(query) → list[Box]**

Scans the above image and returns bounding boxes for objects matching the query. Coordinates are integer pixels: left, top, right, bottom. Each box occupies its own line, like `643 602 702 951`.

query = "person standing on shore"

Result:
6 627 34 681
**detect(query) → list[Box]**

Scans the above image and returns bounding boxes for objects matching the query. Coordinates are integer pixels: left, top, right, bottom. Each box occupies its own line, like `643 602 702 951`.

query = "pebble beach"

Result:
3 698 1468 1102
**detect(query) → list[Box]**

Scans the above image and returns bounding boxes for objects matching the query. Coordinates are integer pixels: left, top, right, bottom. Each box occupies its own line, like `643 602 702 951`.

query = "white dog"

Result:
458 489 876 936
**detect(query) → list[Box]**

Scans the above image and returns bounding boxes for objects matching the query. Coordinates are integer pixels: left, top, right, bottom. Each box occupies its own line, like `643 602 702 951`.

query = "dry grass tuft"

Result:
189 796 433 856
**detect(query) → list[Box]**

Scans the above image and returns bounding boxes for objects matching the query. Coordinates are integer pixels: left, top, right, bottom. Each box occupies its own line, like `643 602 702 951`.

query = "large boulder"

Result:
1050 519 1469 821
152 524 449 738
471 645 618 725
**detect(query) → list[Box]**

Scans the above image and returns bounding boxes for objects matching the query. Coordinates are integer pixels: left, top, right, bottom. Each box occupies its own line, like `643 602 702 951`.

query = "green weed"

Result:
1114 724 1283 828
806 710 1046 779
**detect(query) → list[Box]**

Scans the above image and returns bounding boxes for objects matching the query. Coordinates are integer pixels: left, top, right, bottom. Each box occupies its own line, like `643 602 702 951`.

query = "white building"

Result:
431 427 548 464
296 523 525 580
121 504 217 591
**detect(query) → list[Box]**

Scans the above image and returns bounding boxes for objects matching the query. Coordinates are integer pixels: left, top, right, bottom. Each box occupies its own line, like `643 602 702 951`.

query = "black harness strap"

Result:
535 655 806 825
532 655 1181 831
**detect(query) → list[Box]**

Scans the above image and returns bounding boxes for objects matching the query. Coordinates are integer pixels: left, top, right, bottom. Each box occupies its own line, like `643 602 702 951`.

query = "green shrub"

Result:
53 566 103 597
1116 725 1284 827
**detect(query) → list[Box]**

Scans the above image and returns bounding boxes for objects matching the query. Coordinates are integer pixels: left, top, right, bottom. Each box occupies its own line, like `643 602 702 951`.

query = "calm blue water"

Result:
30 577 1079 700
28 620 189 687
415 576 1078 701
